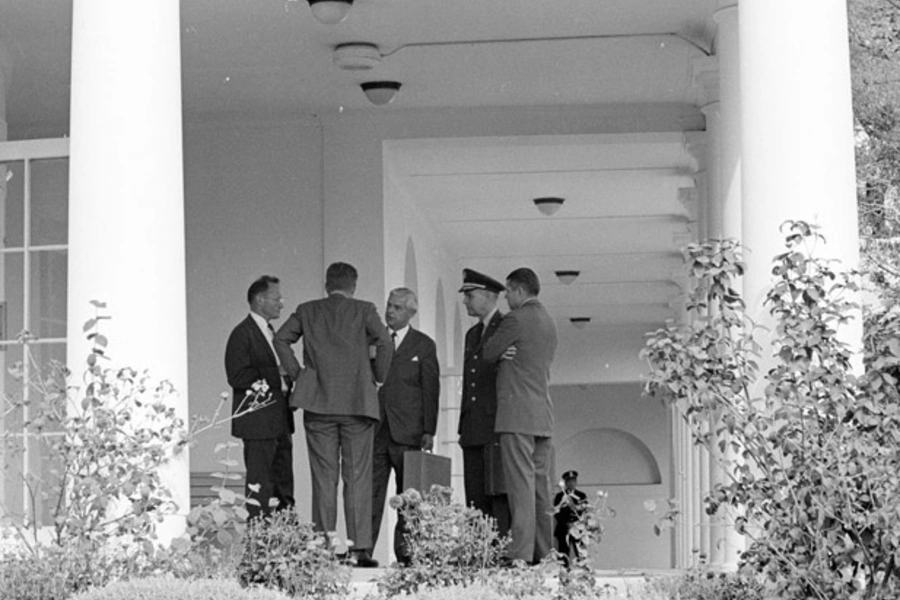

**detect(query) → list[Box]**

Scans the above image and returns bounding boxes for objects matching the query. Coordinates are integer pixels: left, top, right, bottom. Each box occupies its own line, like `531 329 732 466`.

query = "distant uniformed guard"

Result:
554 470 588 567
457 268 510 536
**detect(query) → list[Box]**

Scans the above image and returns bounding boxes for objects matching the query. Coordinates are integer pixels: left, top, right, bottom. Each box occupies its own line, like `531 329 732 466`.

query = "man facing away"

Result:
482 267 558 565
225 275 295 520
371 287 440 565
457 268 511 536
274 262 393 567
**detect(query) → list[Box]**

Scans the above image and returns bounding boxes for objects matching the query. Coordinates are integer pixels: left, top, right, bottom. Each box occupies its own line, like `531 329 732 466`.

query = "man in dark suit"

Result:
553 470 588 568
483 267 558 565
275 262 393 567
457 268 510 536
371 287 440 565
225 275 295 520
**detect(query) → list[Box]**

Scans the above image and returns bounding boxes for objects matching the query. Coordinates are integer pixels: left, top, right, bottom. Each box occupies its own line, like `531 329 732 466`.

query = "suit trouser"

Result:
462 445 511 537
371 422 415 562
304 412 375 551
242 434 295 520
500 432 553 563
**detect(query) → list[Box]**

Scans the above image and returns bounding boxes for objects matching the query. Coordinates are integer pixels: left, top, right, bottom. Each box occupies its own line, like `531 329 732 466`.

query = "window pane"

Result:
0 161 25 248
31 158 69 246
0 343 25 519
0 252 24 341
1 343 67 525
31 250 67 339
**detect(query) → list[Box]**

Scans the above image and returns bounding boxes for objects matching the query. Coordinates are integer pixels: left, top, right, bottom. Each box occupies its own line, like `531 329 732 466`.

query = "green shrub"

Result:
0 305 276 597
376 485 509 596
70 576 290 600
408 580 550 600
237 508 350 599
643 221 900 599
628 567 764 600
0 549 80 600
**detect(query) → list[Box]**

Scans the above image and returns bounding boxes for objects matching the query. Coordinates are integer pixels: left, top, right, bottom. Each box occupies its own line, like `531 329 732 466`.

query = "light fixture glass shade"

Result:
361 81 401 106
334 43 381 71
570 317 591 329
533 196 565 216
555 270 580 285
308 0 353 25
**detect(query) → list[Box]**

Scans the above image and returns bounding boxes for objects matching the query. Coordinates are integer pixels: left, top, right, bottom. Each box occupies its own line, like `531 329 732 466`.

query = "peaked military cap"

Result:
458 268 505 294
562 470 579 480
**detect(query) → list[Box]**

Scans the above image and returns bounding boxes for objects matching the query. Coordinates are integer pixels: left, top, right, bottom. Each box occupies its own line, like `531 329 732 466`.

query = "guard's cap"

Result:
458 268 505 294
562 470 579 481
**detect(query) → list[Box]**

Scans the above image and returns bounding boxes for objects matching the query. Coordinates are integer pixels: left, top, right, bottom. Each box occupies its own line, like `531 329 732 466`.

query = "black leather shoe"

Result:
354 552 379 568
499 556 526 569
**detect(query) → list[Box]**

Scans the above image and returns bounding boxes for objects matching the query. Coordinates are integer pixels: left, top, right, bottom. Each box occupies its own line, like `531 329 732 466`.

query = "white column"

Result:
67 0 189 538
716 3 742 243
0 41 8 514
0 42 9 140
740 1 861 343
697 427 711 562
693 57 722 240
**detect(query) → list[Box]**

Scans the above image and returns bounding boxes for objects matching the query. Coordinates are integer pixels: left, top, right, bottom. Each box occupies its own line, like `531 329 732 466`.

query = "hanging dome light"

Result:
361 81 402 106
307 0 353 25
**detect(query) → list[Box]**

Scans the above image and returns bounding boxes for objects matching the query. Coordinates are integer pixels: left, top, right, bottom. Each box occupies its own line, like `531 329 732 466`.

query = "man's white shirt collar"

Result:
481 307 499 327
250 311 281 366
250 311 271 339
391 324 411 348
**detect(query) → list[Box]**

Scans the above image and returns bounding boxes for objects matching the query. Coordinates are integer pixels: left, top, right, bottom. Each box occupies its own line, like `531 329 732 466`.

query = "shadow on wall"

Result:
557 428 661 485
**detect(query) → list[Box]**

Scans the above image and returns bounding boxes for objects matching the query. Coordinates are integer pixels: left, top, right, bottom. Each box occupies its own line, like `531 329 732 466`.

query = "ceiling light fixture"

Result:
570 317 591 329
307 0 353 25
334 43 382 71
555 270 580 285
361 81 401 106
533 196 565 216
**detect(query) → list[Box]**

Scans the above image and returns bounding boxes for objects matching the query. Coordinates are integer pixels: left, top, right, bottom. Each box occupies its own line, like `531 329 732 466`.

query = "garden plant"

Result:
643 221 900 600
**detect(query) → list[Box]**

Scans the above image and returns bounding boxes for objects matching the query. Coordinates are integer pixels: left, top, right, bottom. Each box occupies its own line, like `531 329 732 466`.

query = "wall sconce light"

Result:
533 196 565 216
361 81 401 106
570 317 591 329
555 270 580 285
308 0 353 25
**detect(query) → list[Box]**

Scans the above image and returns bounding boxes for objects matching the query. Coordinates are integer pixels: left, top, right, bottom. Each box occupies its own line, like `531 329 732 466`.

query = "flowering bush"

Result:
376 485 509 596
237 508 350 599
643 221 900 600
0 303 275 598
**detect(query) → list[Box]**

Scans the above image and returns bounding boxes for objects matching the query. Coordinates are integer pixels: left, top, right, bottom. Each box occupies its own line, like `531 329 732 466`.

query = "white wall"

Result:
554 383 673 569
183 116 323 484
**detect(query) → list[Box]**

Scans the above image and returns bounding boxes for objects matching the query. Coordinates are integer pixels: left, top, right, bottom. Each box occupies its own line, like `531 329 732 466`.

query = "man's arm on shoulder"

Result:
365 302 393 384
225 326 261 390
274 312 303 379
481 310 520 362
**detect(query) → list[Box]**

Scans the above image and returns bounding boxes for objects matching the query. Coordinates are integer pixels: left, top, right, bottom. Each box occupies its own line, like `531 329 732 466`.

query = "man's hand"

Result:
421 433 434 452
501 346 517 361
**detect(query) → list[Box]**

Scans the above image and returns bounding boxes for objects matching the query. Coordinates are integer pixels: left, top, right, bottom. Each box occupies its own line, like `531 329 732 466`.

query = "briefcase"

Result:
484 442 506 495
402 450 451 494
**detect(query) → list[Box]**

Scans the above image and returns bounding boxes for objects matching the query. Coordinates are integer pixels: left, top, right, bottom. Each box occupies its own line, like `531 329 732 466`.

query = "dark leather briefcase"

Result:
402 450 451 494
484 442 506 495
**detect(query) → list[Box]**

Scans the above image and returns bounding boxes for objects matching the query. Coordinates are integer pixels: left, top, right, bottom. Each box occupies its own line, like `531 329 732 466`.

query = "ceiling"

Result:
0 0 718 347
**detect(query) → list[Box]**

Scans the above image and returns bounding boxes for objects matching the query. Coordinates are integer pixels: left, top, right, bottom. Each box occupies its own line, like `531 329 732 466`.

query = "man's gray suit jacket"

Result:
482 298 558 436
275 293 393 420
